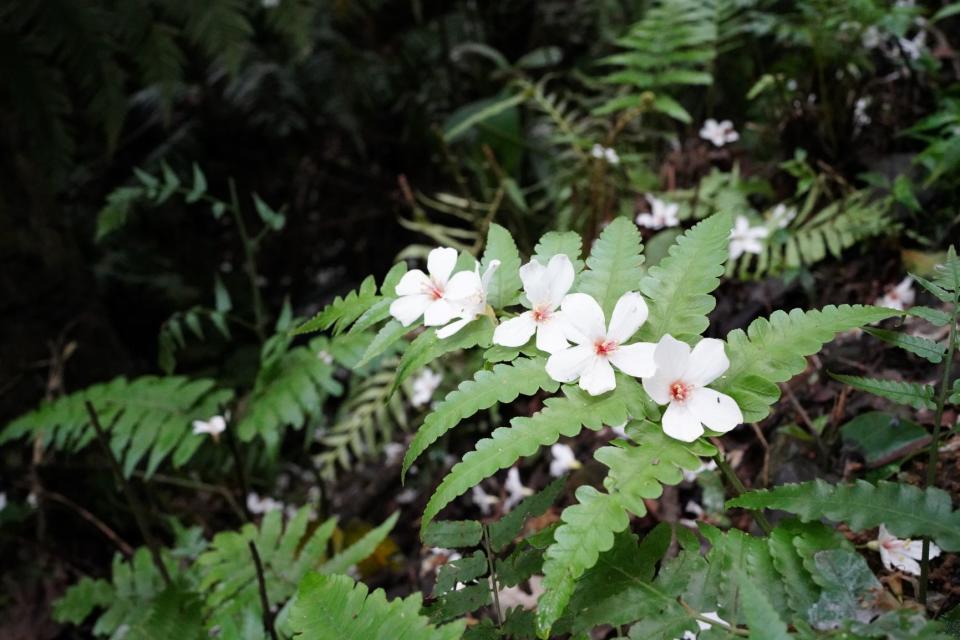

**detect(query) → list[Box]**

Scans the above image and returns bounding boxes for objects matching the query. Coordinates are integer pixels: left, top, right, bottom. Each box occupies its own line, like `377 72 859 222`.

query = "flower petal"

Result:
427 247 459 284
661 401 704 442
607 291 649 343
685 338 730 386
395 269 431 296
436 316 473 339
579 357 616 396
390 294 432 326
609 341 657 377
424 299 460 326
545 344 593 383
559 293 606 344
544 254 575 307
519 259 549 306
493 313 537 347
444 270 482 301
535 317 569 354
643 334 692 404
686 387 742 433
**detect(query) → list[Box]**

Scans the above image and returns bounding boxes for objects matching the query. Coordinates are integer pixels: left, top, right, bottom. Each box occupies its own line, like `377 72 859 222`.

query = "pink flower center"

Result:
532 306 551 323
669 381 691 403
594 339 617 357
425 280 444 300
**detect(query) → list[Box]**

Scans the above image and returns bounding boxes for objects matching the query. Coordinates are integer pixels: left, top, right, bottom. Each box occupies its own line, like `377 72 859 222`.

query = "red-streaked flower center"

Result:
532 306 551 323
669 381 691 403
425 279 444 300
594 339 617 357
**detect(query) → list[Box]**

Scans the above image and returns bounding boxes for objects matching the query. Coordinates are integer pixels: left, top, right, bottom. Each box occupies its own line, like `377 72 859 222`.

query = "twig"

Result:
711 443 772 535
228 178 266 343
249 541 279 640
781 383 827 459
84 401 171 586
749 423 770 488
481 524 503 627
133 471 246 521
41 489 134 557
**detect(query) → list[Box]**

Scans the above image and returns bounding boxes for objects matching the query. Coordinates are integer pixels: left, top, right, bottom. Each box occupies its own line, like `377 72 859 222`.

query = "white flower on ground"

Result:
869 524 940 576
729 215 769 259
591 144 620 165
247 492 283 515
768 203 796 229
636 195 680 230
504 468 533 511
876 276 915 311
854 97 872 131
411 368 442 407
678 611 727 640
389 247 463 328
682 459 718 483
471 485 499 515
435 260 501 339
384 442 405 466
27 492 38 508
699 119 739 147
497 575 544 611
421 547 461 577
549 443 582 477
642 335 744 442
493 254 575 354
0 493 6 512
546 292 657 396
192 415 227 437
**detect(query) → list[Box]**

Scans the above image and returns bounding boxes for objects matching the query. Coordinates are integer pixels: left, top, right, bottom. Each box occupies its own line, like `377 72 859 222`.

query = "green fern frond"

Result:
175 0 253 75
481 223 522 309
578 216 645 317
294 270 394 337
288 573 466 639
830 373 936 410
864 327 946 364
391 319 494 394
534 230 584 273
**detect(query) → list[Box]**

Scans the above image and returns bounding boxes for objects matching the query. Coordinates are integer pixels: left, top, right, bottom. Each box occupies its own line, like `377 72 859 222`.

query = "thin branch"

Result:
249 541 279 640
42 489 134 557
712 444 772 535
481 524 504 627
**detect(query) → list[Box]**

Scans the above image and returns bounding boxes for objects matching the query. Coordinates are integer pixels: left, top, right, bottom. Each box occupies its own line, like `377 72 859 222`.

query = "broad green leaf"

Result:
480 223 522 309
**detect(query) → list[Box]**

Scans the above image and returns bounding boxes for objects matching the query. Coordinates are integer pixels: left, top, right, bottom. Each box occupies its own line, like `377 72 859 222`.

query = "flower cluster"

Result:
389 247 744 442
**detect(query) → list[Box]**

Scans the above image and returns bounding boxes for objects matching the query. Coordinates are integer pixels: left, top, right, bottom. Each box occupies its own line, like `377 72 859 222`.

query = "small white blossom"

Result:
678 611 727 640
493 255 575 354
546 292 657 396
316 349 334 365
411 368 442 407
636 195 681 230
876 276 915 311
192 415 227 437
389 247 464 328
854 97 872 132
27 492 38 508
0 493 6 512
642 335 744 442
682 459 718 483
870 524 940 576
549 443 582 477
497 575 544 611
435 260 501 339
384 442 406 466
591 144 620 165
471 485 500 515
396 488 418 504
247 492 283 515
768 203 796 229
699 119 739 147
504 468 533 511
729 215 769 259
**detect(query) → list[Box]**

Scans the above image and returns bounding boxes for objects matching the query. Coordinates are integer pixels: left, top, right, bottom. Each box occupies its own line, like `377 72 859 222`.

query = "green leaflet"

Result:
420 377 639 534
481 223 522 309
293 262 407 336
533 230 584 273
391 319 494 394
716 304 899 422
830 373 936 410
402 357 559 479
864 327 946 363
289 573 465 640
767 520 823 616
578 216 645 317
422 520 483 549
637 212 731 342
489 476 565 551
356 319 409 368
727 479 960 551
736 569 791 640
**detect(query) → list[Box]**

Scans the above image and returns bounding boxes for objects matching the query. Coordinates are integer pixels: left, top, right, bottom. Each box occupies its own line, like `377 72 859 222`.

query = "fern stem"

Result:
712 449 772 535
481 524 503 627
228 177 266 343
84 401 172 586
249 541 279 640
225 426 253 522
918 301 958 604
679 599 749 637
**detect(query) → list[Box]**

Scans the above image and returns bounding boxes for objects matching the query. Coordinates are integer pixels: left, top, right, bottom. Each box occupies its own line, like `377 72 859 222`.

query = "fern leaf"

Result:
534 230 584 273
356 319 409 368
637 213 731 342
481 223 522 309
178 0 253 75
716 305 899 422
864 327 946 363
578 217 645 317
289 573 466 639
736 570 791 640
727 479 960 551
402 357 559 479
830 373 936 410
294 276 379 336
391 319 494 394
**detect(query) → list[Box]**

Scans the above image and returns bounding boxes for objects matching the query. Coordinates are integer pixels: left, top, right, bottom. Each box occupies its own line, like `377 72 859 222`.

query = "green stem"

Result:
249 541 279 640
679 599 749 637
713 451 772 535
918 301 958 604
228 178 266 343
481 524 503 627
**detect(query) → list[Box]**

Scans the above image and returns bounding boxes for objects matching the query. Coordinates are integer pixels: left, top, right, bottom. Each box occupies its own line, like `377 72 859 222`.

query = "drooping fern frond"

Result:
288 573 466 639
293 262 406 337
830 373 936 410
0 376 232 478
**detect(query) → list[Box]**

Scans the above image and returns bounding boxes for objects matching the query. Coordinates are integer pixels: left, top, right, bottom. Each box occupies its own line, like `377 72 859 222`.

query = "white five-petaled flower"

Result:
493 254 574 354
549 443 582 477
435 260 501 338
768 203 796 229
869 524 940 576
247 492 283 515
636 195 680 230
728 215 769 259
471 484 499 515
390 247 463 328
411 368 442 407
591 144 620 165
504 468 533 511
545 292 657 396
642 335 743 442
699 119 739 147
876 276 915 311
678 611 727 640
192 415 227 437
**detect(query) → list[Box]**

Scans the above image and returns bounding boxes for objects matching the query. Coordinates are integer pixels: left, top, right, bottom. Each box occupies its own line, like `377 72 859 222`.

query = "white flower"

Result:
877 276 915 311
728 215 769 259
492 254 575 354
317 349 334 365
546 292 657 396
384 442 405 466
609 422 628 438
247 492 283 515
192 415 227 437
854 97 872 131
591 144 620 165
389 247 463 328
682 459 718 483
549 443 582 477
497 575 544 611
435 260 501 339
872 524 940 576
471 485 499 515
768 203 796 229
636 195 680 230
504 468 533 511
678 611 727 640
411 368 442 407
0 493 6 512
642 335 744 442
699 119 739 147
27 492 38 508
